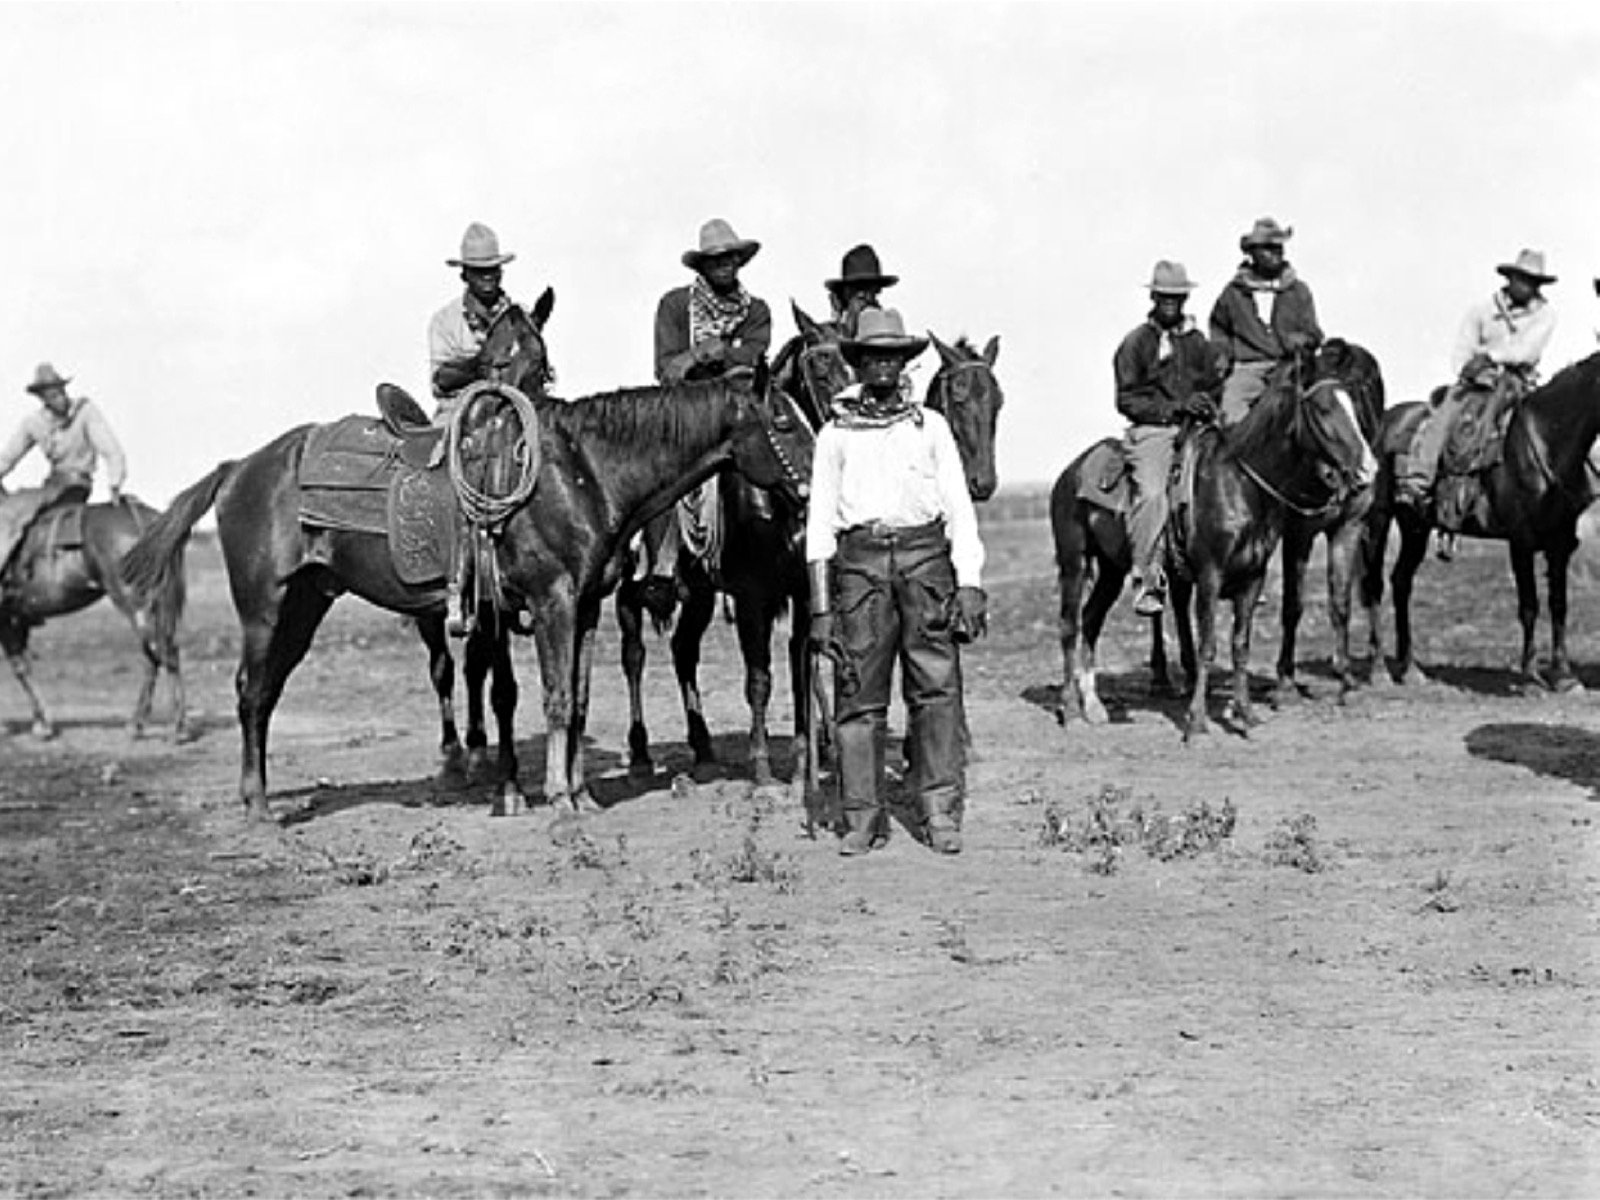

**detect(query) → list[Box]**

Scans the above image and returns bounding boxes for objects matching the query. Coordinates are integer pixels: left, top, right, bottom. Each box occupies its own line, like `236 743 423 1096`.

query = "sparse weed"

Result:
1041 785 1236 874
1263 814 1326 873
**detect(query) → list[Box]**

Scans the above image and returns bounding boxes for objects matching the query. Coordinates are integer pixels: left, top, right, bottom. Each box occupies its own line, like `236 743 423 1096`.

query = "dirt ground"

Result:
3 506 1598 1198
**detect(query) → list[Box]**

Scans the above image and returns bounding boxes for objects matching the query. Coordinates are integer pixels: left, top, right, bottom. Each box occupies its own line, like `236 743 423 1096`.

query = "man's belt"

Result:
839 517 946 545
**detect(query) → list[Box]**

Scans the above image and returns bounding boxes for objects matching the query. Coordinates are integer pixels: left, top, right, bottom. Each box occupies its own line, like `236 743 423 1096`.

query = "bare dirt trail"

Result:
3 513 1597 1198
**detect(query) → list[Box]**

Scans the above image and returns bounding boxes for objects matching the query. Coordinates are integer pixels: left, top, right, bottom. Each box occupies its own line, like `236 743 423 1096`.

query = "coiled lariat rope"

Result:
444 380 542 634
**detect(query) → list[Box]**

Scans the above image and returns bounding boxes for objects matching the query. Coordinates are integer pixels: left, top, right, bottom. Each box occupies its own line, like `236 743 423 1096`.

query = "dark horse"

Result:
2 497 188 739
122 364 809 820
1052 358 1375 739
614 301 1004 787
1361 351 1600 690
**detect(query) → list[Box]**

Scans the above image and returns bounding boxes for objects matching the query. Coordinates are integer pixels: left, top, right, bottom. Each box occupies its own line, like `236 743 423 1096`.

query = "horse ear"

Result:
531 286 555 331
982 335 1000 367
792 300 824 342
929 331 957 366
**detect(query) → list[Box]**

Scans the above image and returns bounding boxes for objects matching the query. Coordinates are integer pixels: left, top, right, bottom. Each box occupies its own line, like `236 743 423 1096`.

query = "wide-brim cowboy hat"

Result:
26 362 71 395
1239 216 1293 251
1145 259 1198 294
1497 248 1557 285
826 243 899 293
839 307 929 364
446 222 516 269
683 218 761 271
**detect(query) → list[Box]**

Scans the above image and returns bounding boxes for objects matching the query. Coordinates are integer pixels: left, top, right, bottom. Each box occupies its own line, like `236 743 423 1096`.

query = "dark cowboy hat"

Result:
1239 216 1293 251
446 222 516 269
1497 248 1557 285
682 218 761 271
26 362 72 395
826 244 899 294
840 307 929 365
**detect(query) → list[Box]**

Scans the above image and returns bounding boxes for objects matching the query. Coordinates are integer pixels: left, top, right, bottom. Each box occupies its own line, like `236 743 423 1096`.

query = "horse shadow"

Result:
1464 722 1600 801
1020 671 1279 732
1395 661 1600 698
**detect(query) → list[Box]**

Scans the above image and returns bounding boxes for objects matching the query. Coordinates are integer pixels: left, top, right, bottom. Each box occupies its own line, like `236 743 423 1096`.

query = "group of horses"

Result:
9 302 1600 823
1051 339 1600 738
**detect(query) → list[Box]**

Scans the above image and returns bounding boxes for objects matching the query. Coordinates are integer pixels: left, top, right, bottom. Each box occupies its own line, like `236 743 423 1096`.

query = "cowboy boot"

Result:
922 789 963 856
838 805 884 857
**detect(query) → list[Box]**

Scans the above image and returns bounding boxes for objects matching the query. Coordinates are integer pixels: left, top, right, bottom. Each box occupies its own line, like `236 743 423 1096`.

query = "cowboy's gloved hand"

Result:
692 337 727 365
1461 352 1496 381
953 586 988 643
808 612 836 655
1183 394 1217 421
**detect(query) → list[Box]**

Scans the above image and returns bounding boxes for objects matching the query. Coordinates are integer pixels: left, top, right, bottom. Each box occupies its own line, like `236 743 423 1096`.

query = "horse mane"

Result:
538 378 739 451
1533 349 1600 402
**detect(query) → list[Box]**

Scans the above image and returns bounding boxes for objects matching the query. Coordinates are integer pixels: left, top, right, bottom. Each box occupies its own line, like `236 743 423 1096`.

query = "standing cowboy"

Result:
1115 261 1224 616
823 244 899 339
0 363 127 576
1396 249 1559 553
428 222 525 423
1209 216 1323 427
642 219 773 602
805 308 987 857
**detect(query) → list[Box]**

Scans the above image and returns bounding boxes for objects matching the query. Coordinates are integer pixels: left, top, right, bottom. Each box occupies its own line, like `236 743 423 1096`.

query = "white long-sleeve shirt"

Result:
0 397 126 491
1451 290 1558 375
805 402 984 588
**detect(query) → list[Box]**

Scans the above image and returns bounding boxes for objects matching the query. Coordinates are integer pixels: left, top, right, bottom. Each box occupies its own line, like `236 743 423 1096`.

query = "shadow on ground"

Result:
1465 722 1600 800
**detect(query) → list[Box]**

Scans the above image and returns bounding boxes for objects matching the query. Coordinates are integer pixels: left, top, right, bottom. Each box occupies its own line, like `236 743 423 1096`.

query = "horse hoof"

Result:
31 721 56 741
627 754 655 780
572 787 604 815
243 803 277 825
752 760 775 788
490 784 528 818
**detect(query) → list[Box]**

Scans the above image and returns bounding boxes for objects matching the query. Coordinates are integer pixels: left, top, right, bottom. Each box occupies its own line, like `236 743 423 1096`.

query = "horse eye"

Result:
773 413 793 431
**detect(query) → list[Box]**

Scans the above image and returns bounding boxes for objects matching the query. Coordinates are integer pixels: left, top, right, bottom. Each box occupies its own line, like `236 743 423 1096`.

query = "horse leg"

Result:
486 621 524 813
1391 517 1430 686
670 572 718 778
1360 492 1394 688
2 624 55 739
415 615 466 782
1170 575 1198 687
615 583 655 777
1510 545 1545 689
1184 579 1218 742
236 578 333 822
462 618 497 781
566 597 604 813
1225 583 1266 733
732 593 777 786
1075 566 1124 725
1148 614 1180 699
1324 519 1365 699
1273 524 1313 704
1546 542 1582 693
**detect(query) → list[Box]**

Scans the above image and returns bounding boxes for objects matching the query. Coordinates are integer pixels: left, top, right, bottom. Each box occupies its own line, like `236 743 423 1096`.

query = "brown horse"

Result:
1053 357 1375 740
615 306 1005 789
1361 350 1600 690
2 497 188 740
122 363 808 821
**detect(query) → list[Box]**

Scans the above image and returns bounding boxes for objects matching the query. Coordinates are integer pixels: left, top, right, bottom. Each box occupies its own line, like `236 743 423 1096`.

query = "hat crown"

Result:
1241 216 1293 250
839 244 884 280
696 218 746 256
1500 248 1554 282
1148 260 1197 293
26 362 70 394
853 307 911 344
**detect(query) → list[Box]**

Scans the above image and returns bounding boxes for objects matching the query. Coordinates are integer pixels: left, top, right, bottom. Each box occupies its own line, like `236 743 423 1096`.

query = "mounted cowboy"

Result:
642 218 773 607
1396 248 1559 560
823 243 899 339
1209 216 1323 427
1115 261 1224 616
806 308 987 857
428 222 525 424
0 363 127 582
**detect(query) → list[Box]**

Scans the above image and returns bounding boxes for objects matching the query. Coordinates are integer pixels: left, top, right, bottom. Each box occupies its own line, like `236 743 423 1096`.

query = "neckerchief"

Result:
1148 312 1196 361
1233 262 1300 293
463 289 511 337
829 378 923 429
1492 288 1543 334
688 275 753 344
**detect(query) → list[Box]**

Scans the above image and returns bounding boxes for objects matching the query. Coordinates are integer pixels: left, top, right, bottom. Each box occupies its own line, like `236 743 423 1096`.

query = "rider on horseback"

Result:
1116 261 1224 617
428 222 527 425
0 362 127 581
1396 249 1559 559
1209 216 1323 428
643 219 773 609
823 244 899 339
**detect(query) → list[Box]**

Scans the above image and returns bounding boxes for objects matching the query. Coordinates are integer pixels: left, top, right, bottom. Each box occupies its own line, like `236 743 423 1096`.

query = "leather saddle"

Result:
297 385 458 587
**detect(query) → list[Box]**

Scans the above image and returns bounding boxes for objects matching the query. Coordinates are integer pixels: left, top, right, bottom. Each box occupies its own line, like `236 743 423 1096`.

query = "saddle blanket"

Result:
298 415 457 586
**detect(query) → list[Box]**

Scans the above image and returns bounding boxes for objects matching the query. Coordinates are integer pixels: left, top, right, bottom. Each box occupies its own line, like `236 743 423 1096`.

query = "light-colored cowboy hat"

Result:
1240 216 1293 251
826 244 899 293
1497 248 1556 285
446 222 516 269
26 362 72 395
682 218 761 271
1146 260 1198 294
840 307 929 365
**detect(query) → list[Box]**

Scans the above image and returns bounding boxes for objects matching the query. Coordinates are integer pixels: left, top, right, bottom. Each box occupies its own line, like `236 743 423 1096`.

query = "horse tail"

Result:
120 461 237 599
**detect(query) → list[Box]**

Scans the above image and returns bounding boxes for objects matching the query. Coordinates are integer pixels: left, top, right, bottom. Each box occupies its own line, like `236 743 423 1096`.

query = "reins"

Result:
1233 377 1355 519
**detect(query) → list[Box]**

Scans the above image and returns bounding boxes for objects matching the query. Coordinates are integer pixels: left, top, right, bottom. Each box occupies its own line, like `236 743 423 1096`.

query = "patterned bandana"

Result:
829 378 923 429
688 275 753 345
1233 262 1299 293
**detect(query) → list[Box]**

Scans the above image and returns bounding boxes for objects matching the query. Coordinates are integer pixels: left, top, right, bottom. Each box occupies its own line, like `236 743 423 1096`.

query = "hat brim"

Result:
26 377 71 395
1240 227 1293 250
826 273 899 293
447 253 516 269
683 240 761 271
1148 283 1197 294
1498 263 1556 285
841 336 928 365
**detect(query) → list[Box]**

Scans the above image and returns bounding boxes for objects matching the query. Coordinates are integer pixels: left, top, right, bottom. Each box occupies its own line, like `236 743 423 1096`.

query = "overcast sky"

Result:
2 1 1597 504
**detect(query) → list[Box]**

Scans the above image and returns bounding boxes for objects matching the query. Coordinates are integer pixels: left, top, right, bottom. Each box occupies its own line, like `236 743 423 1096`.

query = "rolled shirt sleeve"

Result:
928 411 984 588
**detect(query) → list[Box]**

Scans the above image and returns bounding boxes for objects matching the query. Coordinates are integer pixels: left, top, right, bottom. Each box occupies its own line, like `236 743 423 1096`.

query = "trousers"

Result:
829 519 966 825
1123 424 1179 574
1218 360 1276 428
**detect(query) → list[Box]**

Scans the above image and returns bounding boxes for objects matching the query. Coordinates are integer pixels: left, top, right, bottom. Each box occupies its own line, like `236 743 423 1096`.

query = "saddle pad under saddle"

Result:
1074 434 1204 550
298 415 458 586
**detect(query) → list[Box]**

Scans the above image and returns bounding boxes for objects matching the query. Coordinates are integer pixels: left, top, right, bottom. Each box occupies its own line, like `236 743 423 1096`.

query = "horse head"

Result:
1293 372 1378 501
726 359 814 509
1312 337 1386 442
927 332 1003 501
773 300 850 430
479 286 556 398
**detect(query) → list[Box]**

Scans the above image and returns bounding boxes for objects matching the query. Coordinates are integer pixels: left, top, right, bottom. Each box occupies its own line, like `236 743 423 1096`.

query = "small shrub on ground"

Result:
1263 813 1326 873
1040 784 1236 874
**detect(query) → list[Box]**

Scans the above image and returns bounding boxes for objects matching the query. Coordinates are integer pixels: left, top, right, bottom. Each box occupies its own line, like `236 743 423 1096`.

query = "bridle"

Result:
1235 378 1366 519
